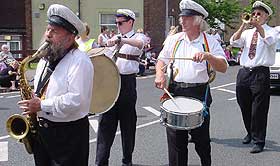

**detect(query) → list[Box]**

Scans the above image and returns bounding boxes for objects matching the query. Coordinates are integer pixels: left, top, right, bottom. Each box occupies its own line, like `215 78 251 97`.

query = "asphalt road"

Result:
1 65 280 166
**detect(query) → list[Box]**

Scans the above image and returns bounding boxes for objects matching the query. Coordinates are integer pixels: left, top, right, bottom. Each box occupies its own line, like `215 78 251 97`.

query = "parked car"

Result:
270 41 280 88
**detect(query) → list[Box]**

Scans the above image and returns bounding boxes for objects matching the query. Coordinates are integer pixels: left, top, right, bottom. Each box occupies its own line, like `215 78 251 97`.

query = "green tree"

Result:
194 0 242 29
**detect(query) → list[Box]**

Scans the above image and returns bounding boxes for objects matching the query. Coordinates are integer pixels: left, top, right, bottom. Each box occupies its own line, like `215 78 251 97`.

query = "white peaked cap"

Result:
179 0 208 19
252 1 273 16
47 4 85 35
116 9 136 20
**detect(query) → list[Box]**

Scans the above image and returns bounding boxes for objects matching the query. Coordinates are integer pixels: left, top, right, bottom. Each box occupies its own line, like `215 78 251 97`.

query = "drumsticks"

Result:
162 57 193 60
160 57 193 71
163 88 182 111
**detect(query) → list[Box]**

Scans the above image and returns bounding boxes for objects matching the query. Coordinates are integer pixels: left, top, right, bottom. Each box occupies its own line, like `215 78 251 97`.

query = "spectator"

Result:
0 60 19 90
163 25 179 45
97 26 110 47
211 29 223 44
110 29 116 38
0 44 16 65
76 22 98 52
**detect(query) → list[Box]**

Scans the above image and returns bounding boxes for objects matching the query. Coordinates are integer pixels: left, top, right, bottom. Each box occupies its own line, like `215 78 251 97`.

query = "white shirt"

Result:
158 32 226 83
34 49 94 122
275 26 280 40
230 24 278 67
110 30 146 74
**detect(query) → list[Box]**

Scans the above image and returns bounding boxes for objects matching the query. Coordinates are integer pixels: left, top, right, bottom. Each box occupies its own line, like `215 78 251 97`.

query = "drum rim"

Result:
160 120 204 130
161 96 203 114
89 54 121 115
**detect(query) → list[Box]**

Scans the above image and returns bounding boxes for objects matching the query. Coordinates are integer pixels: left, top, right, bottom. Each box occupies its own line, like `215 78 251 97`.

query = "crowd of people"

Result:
0 44 19 91
4 0 280 166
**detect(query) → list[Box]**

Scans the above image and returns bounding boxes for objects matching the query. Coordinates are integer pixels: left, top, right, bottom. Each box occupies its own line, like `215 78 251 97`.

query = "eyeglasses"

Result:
251 12 262 16
115 20 129 26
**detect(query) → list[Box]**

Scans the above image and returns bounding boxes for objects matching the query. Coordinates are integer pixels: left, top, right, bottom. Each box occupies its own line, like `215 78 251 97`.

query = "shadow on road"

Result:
211 137 280 152
270 88 280 96
133 164 200 166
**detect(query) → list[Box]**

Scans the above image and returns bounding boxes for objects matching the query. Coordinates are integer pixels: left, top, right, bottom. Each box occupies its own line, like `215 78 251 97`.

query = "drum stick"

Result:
162 57 193 60
163 88 182 111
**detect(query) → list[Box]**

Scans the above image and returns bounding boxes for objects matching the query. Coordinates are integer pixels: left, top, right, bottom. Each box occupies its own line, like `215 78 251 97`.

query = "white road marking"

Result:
211 82 236 90
89 119 160 143
6 95 21 99
0 135 10 141
0 142 8 161
143 106 161 116
89 119 99 133
217 88 236 94
0 96 3 98
228 97 237 101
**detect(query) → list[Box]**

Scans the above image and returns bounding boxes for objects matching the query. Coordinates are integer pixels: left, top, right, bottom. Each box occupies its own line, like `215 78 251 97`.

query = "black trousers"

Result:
33 116 89 166
0 74 15 87
95 74 137 165
166 83 212 166
236 66 270 145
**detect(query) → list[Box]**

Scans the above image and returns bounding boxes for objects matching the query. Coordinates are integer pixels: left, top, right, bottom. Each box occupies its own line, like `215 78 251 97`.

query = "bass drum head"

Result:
89 50 121 115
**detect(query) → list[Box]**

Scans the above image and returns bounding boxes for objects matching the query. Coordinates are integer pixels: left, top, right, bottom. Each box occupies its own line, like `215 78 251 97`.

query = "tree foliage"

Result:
194 0 242 29
194 0 275 30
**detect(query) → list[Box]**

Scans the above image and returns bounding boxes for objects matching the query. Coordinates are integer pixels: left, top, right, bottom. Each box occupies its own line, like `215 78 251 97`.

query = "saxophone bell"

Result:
6 114 29 140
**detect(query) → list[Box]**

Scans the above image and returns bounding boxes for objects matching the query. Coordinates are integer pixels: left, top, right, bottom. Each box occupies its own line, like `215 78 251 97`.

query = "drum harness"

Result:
165 32 213 117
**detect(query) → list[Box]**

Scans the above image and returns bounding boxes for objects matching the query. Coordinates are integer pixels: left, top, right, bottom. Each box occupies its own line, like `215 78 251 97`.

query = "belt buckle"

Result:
125 54 129 60
39 119 49 128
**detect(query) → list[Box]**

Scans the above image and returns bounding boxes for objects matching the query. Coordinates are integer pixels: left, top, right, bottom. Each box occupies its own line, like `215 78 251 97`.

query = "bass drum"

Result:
88 47 121 115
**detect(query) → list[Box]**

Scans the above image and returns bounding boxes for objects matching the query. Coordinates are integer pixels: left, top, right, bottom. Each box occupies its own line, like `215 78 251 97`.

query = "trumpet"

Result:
241 12 259 24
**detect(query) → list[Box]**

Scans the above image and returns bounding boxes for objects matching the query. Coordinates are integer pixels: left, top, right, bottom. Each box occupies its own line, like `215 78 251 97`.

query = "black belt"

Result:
172 82 208 88
120 73 136 77
242 66 268 72
117 53 139 62
38 116 88 128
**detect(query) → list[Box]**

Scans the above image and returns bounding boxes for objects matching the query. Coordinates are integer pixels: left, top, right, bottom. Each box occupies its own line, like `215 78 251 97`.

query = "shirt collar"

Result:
122 30 135 38
178 32 203 44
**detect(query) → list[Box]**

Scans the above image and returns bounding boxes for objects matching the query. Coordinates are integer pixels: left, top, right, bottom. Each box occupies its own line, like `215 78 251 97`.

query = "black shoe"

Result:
250 144 264 154
122 162 132 166
242 134 251 144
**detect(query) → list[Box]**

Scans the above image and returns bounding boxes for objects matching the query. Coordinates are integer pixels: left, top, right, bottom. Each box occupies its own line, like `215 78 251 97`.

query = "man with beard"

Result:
17 4 93 166
155 0 227 165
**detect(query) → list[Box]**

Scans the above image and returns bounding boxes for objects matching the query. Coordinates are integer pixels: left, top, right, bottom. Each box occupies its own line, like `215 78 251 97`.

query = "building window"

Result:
100 13 117 35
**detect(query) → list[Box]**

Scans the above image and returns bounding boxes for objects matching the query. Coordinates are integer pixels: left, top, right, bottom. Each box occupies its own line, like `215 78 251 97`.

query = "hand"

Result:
106 36 122 47
155 73 166 89
193 52 212 63
18 95 42 115
249 16 260 27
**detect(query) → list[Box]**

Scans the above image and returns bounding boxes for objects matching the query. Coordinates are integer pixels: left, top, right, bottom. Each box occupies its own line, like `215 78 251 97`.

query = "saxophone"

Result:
6 42 49 154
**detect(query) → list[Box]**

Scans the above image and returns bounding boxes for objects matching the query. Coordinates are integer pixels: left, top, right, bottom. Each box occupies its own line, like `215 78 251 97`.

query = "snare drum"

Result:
160 96 204 130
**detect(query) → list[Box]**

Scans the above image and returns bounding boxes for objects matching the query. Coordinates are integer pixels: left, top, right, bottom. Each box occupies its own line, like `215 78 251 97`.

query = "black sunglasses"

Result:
115 20 129 26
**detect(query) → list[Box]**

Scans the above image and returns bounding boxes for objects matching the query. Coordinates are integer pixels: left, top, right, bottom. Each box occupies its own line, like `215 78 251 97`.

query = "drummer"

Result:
155 0 228 166
95 9 147 166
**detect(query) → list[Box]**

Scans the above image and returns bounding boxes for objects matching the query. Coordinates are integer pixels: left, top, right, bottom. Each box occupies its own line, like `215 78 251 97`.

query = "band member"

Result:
155 0 227 165
18 4 93 166
95 9 146 166
230 1 278 153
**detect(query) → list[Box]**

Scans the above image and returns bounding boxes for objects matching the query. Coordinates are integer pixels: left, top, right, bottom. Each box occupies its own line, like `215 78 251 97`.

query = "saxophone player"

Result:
18 4 93 166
